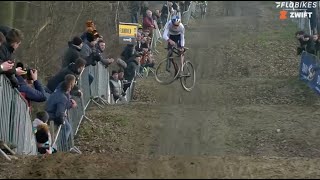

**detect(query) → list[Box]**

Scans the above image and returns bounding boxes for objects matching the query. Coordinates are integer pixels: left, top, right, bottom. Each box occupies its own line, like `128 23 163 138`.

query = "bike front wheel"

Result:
155 57 180 85
180 61 196 92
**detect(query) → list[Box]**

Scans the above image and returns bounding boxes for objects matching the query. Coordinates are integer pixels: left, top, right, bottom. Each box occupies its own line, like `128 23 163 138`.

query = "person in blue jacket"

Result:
45 78 77 142
16 62 46 111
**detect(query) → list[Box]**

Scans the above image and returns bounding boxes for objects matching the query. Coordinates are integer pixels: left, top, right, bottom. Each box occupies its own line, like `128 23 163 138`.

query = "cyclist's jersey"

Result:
163 21 185 47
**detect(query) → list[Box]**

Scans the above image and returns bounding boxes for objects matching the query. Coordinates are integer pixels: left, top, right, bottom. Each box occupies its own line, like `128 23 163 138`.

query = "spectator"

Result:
0 32 14 74
0 25 12 37
143 10 156 37
45 80 77 143
55 74 82 98
35 123 57 155
135 32 143 52
109 70 125 101
32 111 49 133
304 34 316 55
124 52 141 92
62 36 83 68
81 20 102 42
81 32 100 85
130 1 141 23
16 64 47 111
138 24 143 34
295 31 305 55
46 58 85 97
161 2 173 27
62 36 98 69
171 1 179 12
153 10 163 30
96 39 114 67
0 28 26 88
118 68 125 81
120 44 135 63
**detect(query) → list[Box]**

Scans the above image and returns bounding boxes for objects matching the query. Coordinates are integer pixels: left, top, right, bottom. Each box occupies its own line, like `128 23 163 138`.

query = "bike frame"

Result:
167 46 186 74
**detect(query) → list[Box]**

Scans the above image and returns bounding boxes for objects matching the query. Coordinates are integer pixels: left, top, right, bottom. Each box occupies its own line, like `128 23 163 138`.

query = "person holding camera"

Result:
0 28 27 88
16 63 47 111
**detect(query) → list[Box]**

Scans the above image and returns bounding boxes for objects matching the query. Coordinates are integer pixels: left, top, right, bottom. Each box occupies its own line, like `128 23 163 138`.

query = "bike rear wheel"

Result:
155 57 180 85
180 61 196 92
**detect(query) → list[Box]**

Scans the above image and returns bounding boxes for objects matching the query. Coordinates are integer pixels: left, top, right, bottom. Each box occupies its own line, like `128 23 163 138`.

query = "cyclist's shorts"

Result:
168 34 182 48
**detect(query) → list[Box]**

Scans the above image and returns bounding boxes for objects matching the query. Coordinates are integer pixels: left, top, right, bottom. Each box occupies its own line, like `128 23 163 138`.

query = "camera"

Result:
25 68 35 80
16 62 35 80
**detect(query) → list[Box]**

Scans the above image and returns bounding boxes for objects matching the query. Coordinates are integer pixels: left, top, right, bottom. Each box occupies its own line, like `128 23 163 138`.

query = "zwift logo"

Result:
275 1 317 20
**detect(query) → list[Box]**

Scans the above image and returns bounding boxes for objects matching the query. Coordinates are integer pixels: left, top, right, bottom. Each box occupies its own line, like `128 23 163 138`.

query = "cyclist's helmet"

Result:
171 16 181 26
138 24 143 29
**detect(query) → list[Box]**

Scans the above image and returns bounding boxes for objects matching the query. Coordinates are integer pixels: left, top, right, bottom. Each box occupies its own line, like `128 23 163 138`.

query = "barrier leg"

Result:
0 148 11 161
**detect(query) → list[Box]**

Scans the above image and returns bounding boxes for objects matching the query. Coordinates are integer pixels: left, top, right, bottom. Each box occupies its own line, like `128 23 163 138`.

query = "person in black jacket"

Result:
62 36 100 69
0 32 14 74
96 39 114 67
121 44 135 63
123 52 141 92
46 58 85 97
0 28 26 88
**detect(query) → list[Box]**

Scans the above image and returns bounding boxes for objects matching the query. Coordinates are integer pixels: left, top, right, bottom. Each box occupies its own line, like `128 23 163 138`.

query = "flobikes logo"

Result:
275 1 317 20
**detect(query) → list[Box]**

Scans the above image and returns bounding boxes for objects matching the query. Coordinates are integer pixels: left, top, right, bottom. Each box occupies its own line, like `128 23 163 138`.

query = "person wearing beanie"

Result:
61 36 84 68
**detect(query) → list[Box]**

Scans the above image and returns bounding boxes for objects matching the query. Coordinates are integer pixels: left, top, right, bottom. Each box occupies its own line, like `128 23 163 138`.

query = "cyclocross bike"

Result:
154 45 196 92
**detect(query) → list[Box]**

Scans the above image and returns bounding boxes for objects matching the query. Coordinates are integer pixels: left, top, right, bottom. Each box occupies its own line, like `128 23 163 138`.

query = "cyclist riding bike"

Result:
162 15 186 74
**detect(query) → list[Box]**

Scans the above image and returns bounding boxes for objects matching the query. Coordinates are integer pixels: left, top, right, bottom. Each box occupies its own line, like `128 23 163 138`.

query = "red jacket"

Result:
143 16 155 30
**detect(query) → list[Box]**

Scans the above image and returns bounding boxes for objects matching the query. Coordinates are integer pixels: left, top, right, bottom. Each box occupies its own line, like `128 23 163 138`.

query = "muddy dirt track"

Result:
2 1 320 179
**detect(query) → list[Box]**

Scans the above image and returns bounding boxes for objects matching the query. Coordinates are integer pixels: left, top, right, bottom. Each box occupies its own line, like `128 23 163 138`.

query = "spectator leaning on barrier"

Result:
81 32 100 85
96 39 114 67
45 80 77 143
124 52 141 92
46 57 85 97
16 63 47 111
0 32 14 74
62 36 83 68
0 28 26 88
55 74 83 99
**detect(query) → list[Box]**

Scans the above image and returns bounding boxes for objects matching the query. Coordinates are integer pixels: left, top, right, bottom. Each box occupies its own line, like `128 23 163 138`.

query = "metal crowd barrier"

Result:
0 75 37 155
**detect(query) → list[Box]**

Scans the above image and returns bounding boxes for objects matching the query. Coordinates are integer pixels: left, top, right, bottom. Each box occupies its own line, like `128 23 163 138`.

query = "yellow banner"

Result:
119 24 137 37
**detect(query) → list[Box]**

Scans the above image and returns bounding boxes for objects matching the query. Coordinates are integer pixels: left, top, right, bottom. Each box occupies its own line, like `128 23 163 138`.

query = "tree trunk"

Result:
0 2 15 27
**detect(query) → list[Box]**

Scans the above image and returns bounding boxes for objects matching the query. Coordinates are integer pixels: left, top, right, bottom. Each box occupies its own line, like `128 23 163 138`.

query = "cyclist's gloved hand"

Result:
168 39 176 46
